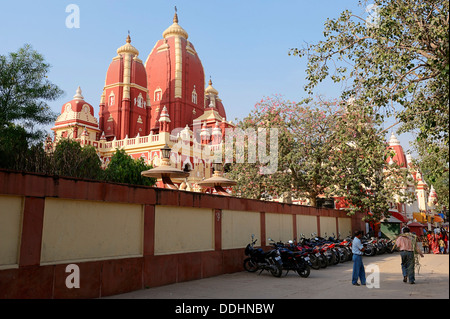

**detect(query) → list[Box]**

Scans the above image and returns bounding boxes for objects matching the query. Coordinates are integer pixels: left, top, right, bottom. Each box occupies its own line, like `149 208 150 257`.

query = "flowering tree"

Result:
227 95 413 221
227 95 339 206
326 100 415 221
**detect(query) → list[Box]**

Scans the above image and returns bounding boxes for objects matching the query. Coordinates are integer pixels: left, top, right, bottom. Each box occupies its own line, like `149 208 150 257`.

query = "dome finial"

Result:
73 86 84 100
126 30 131 43
117 31 139 56
173 6 178 23
389 131 400 146
162 6 188 39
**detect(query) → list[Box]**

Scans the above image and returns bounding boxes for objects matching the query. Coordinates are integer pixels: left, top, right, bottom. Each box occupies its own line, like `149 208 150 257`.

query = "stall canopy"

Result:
413 212 427 224
434 215 444 223
381 215 403 239
407 222 426 236
390 211 408 223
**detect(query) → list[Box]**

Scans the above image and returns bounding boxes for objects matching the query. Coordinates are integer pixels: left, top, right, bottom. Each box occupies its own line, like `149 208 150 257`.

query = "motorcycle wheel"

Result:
347 249 353 261
340 249 348 262
309 254 321 270
243 257 258 272
371 247 377 256
319 254 328 268
297 265 311 278
270 264 283 278
332 250 339 265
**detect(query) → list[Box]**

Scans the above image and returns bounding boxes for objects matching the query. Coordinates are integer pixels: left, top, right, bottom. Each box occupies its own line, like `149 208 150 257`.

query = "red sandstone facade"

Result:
50 12 233 189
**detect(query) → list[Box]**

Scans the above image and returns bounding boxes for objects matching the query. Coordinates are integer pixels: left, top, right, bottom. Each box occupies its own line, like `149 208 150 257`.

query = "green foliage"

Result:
326 100 415 221
104 149 156 186
51 139 103 180
0 44 63 141
0 124 30 170
290 0 449 184
413 138 449 213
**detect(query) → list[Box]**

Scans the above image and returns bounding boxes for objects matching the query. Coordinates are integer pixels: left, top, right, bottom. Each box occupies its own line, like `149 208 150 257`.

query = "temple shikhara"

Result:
50 12 233 190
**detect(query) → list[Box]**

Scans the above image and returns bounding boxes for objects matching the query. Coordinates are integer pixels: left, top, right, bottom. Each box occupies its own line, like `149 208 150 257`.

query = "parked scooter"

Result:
243 235 283 277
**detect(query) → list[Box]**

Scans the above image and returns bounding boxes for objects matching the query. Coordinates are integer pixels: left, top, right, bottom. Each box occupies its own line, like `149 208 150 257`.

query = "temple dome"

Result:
204 79 227 119
117 34 139 56
59 87 95 117
162 12 188 39
53 87 99 132
105 35 146 88
146 12 205 131
387 132 407 168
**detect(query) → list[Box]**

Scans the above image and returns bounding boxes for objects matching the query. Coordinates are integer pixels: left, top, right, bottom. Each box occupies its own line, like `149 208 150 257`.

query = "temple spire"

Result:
174 6 178 23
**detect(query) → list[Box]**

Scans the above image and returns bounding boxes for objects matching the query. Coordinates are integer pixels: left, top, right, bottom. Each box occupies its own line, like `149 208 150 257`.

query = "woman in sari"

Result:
432 233 440 254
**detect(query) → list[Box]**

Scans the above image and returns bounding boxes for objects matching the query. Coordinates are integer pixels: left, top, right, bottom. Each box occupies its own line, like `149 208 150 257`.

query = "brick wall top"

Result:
0 169 350 218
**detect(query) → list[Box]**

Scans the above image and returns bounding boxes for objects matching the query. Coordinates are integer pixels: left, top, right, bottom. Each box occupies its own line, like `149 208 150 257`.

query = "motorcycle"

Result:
297 234 328 269
243 235 283 277
362 235 377 256
385 238 396 253
269 239 311 278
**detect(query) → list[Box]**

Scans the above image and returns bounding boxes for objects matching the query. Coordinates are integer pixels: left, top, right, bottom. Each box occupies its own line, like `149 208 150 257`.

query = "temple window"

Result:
192 87 197 104
154 89 162 102
137 93 144 108
109 91 115 106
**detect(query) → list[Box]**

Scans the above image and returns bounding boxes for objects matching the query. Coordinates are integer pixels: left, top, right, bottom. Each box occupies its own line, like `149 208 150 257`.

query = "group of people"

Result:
420 228 448 254
351 226 430 286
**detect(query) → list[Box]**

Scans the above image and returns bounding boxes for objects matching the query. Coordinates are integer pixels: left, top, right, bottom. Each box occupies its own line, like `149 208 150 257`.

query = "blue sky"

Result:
0 0 416 154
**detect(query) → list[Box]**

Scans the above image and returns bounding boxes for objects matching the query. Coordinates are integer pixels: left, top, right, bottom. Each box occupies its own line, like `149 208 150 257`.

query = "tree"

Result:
227 95 413 221
104 149 156 186
413 137 449 213
51 139 103 180
0 44 63 141
225 96 291 200
326 100 415 221
0 124 30 170
281 97 340 207
290 0 449 182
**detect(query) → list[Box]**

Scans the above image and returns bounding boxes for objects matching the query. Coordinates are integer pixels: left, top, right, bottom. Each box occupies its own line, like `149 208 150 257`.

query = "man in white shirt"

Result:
352 230 366 286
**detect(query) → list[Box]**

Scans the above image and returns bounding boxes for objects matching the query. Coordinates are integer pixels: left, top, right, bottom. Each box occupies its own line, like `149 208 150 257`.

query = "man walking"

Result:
395 227 424 284
352 230 366 286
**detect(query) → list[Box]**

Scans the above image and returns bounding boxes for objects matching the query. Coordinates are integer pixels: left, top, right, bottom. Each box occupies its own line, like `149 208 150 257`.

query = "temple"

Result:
51 11 233 190
49 11 441 224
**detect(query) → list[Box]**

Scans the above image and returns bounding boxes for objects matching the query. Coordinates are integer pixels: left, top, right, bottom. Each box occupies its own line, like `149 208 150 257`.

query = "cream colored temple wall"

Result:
265 213 293 242
338 217 352 238
320 216 337 237
154 206 214 255
0 195 23 269
297 215 318 238
221 210 261 249
41 198 144 265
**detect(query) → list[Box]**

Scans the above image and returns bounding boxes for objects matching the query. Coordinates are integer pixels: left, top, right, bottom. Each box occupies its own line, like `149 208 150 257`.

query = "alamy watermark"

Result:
365 3 380 28
65 4 80 29
170 126 279 175
366 263 380 288
65 264 80 289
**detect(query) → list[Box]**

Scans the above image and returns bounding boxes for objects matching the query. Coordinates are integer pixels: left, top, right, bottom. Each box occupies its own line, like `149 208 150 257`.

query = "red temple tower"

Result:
145 12 207 133
99 35 150 141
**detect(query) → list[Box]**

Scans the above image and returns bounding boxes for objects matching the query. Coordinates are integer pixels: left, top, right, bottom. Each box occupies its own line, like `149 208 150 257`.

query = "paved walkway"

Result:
104 253 448 299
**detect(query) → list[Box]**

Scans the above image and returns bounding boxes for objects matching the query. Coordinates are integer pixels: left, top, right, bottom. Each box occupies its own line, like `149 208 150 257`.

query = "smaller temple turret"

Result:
51 87 100 142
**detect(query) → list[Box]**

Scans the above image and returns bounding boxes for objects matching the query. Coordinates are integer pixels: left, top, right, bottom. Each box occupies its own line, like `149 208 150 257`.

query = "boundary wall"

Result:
0 169 365 298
